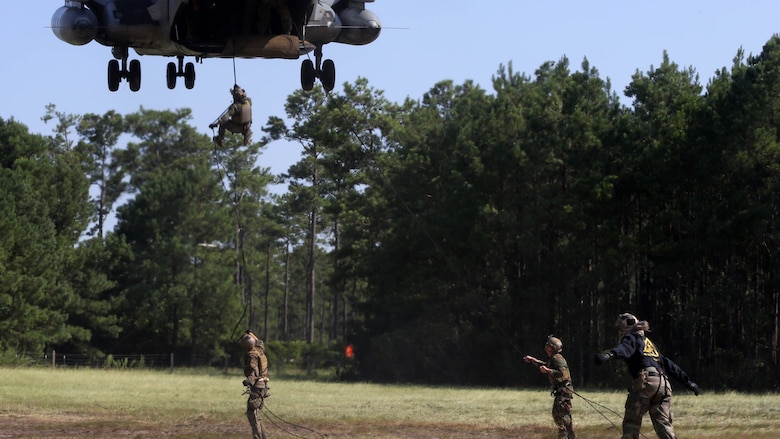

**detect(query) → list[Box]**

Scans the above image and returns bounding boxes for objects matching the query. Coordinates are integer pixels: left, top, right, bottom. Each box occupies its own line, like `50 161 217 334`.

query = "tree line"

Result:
4 35 780 390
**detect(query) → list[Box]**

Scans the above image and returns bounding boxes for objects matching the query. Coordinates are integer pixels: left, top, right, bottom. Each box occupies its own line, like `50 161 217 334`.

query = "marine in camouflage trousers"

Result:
552 388 576 439
622 368 676 439
246 381 268 439
217 120 251 145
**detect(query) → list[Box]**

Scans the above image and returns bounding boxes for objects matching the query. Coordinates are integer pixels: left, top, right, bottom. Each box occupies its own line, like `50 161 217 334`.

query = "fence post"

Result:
170 353 174 374
51 350 56 368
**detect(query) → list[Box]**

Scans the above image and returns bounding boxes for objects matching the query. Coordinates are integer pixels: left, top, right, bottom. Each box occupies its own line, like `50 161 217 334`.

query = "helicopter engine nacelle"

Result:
306 1 381 46
306 2 342 45
51 5 98 46
334 7 381 46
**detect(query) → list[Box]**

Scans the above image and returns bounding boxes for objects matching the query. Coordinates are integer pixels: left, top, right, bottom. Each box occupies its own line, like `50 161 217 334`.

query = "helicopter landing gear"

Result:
301 59 315 91
108 46 141 92
166 56 196 90
301 45 335 92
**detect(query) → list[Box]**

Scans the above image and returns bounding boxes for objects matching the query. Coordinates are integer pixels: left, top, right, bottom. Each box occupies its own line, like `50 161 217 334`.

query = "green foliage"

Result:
0 350 35 366
0 117 91 355
10 36 780 390
266 340 341 369
266 340 307 363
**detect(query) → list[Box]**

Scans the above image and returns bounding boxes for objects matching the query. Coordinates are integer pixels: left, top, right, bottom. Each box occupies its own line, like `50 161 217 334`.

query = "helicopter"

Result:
51 0 381 92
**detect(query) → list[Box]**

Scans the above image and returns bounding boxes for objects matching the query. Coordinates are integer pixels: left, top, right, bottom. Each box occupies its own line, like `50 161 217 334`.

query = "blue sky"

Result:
3 1 780 177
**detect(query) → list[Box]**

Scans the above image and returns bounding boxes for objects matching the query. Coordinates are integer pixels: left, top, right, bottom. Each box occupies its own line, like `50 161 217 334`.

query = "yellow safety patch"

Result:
643 337 660 361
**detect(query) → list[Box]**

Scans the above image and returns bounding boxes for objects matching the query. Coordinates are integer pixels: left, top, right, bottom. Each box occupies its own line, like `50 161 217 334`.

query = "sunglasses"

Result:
618 314 636 326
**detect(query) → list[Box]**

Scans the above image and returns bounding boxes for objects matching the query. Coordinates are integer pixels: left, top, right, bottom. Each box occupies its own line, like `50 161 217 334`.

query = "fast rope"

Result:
568 388 651 438
262 403 326 438
211 27 250 341
210 111 326 439
232 53 238 86
206 8 326 437
210 143 252 341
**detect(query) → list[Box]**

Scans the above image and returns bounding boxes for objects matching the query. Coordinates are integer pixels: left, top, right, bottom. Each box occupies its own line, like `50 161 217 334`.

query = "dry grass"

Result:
0 368 777 438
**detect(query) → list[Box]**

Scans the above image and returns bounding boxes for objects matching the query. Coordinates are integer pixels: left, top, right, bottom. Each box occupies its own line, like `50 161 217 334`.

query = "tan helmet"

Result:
240 330 258 350
546 335 563 353
616 313 638 336
231 84 246 98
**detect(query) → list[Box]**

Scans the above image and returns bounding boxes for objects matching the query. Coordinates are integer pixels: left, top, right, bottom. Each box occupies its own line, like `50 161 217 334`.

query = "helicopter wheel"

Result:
108 60 121 92
166 62 177 89
321 59 336 92
184 62 196 89
301 59 315 91
128 59 141 92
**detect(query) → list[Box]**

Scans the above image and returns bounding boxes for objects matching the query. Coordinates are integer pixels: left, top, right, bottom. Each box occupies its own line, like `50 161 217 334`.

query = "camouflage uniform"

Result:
211 85 253 146
546 353 576 439
596 315 700 439
525 337 576 439
242 333 269 439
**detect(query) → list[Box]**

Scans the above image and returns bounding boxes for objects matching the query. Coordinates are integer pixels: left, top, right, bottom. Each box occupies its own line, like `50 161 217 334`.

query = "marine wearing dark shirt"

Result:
595 313 700 439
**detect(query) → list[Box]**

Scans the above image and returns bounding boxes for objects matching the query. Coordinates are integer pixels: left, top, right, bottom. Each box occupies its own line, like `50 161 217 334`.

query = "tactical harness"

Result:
231 101 252 126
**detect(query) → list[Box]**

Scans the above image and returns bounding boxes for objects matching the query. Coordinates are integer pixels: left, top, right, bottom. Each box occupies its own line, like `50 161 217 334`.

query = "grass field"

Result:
0 368 778 438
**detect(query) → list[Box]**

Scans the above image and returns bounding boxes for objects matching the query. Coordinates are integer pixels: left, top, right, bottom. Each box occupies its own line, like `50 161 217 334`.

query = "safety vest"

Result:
643 337 661 362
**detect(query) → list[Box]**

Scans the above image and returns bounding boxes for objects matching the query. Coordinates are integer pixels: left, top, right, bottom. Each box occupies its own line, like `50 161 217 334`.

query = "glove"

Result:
594 352 613 366
242 379 251 387
689 382 701 396
209 123 218 129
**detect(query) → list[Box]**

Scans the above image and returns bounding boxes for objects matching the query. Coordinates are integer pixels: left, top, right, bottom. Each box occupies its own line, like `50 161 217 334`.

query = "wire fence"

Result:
36 351 230 372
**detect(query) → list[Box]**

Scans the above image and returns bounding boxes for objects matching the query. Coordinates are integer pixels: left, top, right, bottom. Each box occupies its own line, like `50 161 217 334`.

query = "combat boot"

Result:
212 136 223 147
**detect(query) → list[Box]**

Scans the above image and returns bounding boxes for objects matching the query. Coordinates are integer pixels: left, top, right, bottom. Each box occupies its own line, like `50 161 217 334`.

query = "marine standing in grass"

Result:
524 336 577 439
594 313 701 439
241 330 269 439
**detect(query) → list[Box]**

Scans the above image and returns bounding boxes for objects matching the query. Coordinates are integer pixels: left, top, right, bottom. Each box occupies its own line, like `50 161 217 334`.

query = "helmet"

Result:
616 313 638 336
546 335 563 353
239 330 258 350
231 84 246 98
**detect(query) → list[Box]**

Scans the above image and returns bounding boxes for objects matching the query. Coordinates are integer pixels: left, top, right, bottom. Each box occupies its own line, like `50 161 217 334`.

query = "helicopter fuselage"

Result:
52 0 381 91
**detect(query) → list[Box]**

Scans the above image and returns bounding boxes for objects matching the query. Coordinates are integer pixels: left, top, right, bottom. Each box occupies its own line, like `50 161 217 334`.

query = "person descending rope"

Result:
210 84 253 146
524 336 577 439
594 313 701 439
241 330 270 439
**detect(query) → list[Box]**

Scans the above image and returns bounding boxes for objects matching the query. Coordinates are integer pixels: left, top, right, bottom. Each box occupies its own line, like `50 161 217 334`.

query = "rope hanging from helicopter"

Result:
202 0 247 343
209 17 328 435
209 58 247 342
211 1 251 337
209 146 251 336
211 145 330 438
232 49 239 86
